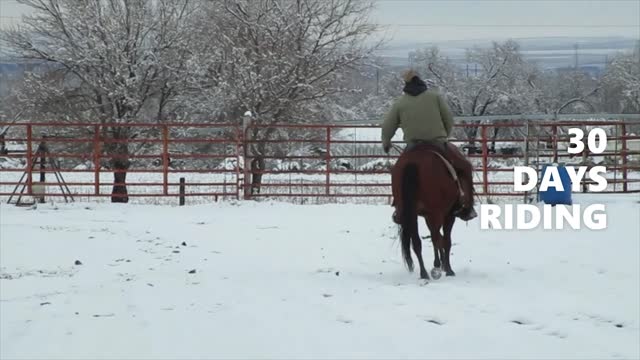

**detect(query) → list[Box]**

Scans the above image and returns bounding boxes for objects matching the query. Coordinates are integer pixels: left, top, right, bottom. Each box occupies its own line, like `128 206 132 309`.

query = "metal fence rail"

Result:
1 118 639 205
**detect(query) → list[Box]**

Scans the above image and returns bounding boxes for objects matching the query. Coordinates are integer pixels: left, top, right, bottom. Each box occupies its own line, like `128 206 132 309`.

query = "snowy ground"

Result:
1 194 639 359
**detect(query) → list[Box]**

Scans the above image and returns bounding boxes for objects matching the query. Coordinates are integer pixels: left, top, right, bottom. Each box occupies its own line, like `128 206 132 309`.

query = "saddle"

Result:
402 142 463 196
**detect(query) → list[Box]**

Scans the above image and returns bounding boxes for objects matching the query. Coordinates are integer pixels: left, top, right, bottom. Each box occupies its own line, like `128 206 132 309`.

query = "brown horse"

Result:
392 143 460 280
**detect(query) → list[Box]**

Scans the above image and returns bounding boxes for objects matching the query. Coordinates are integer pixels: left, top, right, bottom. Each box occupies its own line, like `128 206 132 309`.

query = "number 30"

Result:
567 128 607 154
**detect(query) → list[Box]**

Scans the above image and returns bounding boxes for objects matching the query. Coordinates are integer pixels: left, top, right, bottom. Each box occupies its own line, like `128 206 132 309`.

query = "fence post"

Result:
552 124 558 163
94 125 100 196
238 116 251 201
243 126 251 200
26 124 33 196
325 127 331 196
235 129 242 201
179 177 185 206
162 125 169 196
621 123 628 192
37 135 46 204
481 125 488 195
523 121 530 203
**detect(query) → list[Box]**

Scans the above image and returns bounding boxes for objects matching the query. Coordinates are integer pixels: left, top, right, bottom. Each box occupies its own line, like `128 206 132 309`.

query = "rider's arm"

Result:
381 102 400 149
437 94 454 137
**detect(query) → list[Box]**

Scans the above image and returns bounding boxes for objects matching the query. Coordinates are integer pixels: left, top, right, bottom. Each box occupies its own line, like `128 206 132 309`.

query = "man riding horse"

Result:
381 69 478 222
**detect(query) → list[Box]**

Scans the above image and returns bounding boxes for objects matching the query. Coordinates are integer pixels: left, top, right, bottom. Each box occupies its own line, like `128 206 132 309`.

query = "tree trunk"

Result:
250 155 265 195
110 142 130 203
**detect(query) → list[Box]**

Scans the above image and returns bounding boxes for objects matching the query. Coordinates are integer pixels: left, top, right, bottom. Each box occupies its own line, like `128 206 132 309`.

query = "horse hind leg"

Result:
442 214 456 276
425 216 445 279
411 226 429 280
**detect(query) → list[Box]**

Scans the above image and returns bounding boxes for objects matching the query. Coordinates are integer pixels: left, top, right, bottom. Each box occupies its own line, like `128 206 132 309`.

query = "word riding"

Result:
480 128 609 230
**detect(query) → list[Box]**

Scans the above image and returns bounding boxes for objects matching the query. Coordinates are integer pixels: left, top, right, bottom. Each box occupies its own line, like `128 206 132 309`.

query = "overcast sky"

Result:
1 0 639 43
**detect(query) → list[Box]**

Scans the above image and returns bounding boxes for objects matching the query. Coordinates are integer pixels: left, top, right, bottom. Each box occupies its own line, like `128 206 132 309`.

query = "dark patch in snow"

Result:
74 260 83 265
181 242 187 246
40 302 51 306
322 294 333 298
173 250 180 254
615 323 624 328
188 269 197 274
424 319 443 325
511 319 531 325
335 271 340 276
92 313 115 318
147 283 154 287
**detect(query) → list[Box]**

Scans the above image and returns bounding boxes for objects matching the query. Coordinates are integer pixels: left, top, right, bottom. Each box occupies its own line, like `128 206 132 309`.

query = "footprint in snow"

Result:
510 318 532 325
546 330 568 339
424 318 444 325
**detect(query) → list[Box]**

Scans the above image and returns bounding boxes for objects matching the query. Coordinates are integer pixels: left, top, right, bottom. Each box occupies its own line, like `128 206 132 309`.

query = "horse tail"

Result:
400 162 419 272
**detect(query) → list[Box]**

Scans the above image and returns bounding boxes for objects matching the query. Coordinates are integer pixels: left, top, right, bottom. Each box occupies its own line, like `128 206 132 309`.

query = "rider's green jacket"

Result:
380 90 454 149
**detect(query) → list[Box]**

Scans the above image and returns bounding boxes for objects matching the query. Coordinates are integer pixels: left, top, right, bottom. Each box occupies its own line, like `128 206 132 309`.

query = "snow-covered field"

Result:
1 194 639 359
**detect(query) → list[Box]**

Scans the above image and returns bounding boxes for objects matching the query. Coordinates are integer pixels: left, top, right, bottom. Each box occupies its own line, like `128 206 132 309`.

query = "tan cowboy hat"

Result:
401 69 420 83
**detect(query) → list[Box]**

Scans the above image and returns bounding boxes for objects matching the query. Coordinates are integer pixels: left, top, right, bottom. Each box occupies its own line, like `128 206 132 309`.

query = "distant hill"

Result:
376 36 639 69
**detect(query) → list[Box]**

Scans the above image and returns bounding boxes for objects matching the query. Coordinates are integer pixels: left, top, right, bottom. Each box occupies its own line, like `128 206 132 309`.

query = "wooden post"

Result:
179 177 185 206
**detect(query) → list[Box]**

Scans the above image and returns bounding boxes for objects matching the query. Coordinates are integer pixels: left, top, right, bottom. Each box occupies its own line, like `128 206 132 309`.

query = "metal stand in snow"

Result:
6 138 74 206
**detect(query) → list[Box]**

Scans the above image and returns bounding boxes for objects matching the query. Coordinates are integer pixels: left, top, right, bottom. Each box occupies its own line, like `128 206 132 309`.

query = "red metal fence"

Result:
1 120 639 205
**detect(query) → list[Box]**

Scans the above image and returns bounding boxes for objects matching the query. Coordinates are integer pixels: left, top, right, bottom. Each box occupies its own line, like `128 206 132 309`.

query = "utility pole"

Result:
376 68 379 96
574 43 579 70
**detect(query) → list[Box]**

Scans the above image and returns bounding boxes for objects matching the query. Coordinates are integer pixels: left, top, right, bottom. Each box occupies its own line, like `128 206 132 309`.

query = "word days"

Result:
480 128 609 230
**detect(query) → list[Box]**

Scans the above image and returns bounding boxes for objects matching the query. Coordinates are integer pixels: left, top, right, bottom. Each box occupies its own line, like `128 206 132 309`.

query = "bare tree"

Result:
1 0 200 202
603 47 640 113
200 0 383 193
414 40 535 146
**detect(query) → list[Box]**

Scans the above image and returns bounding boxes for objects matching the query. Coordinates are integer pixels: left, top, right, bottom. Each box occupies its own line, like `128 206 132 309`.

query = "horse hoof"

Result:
430 268 442 280
420 270 430 280
446 270 456 277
